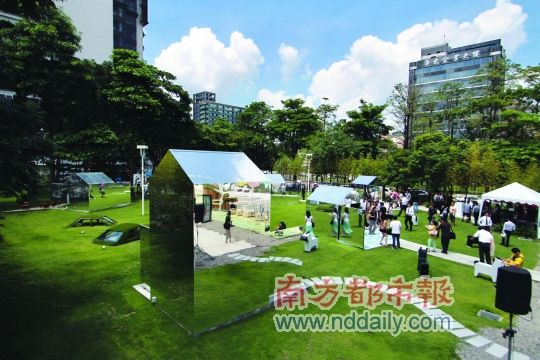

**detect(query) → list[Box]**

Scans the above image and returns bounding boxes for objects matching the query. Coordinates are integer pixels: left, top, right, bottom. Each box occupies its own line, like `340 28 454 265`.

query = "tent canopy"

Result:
265 173 286 184
481 182 540 207
76 172 115 185
307 185 354 205
169 149 268 185
352 175 377 186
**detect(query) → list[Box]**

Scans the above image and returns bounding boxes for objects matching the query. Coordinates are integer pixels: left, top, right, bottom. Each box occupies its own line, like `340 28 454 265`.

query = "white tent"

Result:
480 182 540 239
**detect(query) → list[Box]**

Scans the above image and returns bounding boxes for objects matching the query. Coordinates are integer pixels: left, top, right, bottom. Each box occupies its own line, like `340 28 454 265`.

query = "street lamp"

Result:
136 145 148 216
305 153 313 194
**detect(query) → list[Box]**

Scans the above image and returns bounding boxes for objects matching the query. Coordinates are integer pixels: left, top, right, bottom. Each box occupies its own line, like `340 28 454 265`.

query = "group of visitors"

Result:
328 208 353 237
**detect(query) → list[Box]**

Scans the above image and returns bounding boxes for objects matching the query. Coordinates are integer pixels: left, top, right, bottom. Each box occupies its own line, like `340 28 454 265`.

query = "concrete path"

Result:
399 238 540 282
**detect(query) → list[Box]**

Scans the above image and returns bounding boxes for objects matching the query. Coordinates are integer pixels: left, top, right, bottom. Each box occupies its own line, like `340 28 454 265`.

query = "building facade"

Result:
193 91 244 124
56 0 148 63
408 39 504 135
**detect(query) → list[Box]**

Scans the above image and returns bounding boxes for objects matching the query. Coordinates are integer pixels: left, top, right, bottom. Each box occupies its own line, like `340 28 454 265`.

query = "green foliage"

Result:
234 101 276 169
269 98 320 157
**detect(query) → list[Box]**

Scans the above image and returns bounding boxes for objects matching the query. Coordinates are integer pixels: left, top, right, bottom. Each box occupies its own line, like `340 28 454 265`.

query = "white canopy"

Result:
481 182 540 207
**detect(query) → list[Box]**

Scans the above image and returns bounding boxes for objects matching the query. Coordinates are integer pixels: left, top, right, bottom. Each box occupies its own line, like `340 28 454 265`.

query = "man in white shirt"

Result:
473 226 494 264
397 194 409 217
501 219 516 247
478 213 493 230
405 203 415 231
389 215 401 249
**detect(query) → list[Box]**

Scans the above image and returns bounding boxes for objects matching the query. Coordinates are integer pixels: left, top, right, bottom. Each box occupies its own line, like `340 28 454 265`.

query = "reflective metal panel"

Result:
88 183 131 211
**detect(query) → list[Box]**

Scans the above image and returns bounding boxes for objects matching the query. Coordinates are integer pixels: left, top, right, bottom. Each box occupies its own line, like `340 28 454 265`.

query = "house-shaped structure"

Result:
141 149 269 313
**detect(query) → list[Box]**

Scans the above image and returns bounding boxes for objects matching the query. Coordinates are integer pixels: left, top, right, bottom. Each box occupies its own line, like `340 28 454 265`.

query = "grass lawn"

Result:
0 200 534 359
270 195 307 229
391 209 539 270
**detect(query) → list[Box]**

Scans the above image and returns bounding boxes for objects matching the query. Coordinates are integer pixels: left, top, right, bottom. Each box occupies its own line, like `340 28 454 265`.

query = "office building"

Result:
193 91 244 124
56 0 148 62
408 39 504 135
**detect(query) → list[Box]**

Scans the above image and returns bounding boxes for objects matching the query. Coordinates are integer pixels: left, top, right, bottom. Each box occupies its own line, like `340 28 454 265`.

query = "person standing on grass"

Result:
305 210 314 235
389 215 401 249
224 211 232 243
426 220 439 252
472 202 480 225
427 203 437 223
405 203 414 231
462 201 471 222
449 202 457 226
330 208 339 236
379 215 389 247
478 212 493 231
501 218 516 247
437 218 453 254
397 193 408 217
473 226 494 265
342 208 353 237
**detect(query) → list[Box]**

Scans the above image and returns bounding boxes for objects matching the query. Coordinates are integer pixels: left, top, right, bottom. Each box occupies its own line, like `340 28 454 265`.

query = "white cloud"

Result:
307 0 527 118
279 44 300 81
257 88 314 109
154 27 264 95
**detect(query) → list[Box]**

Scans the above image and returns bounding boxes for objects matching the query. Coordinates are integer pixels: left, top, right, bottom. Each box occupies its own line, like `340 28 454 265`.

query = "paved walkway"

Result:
399 238 540 282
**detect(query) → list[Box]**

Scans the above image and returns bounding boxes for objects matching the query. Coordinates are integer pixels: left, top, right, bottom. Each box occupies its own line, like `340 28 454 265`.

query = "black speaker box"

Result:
495 266 531 315
194 204 205 223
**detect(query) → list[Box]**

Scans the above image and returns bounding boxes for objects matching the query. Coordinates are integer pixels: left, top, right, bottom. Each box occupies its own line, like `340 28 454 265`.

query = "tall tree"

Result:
102 49 193 174
435 83 466 141
345 99 392 157
387 83 418 149
269 98 320 157
234 101 276 170
316 100 339 131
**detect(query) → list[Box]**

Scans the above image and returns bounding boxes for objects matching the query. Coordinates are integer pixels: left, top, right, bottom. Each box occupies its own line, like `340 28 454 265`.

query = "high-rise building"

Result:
56 0 148 63
193 91 244 124
408 39 504 135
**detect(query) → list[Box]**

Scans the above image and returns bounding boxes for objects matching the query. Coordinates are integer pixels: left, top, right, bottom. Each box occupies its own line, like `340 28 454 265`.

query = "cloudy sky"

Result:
144 0 539 118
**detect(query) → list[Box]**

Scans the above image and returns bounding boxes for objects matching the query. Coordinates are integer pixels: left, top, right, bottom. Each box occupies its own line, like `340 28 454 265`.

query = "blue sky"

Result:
144 0 539 116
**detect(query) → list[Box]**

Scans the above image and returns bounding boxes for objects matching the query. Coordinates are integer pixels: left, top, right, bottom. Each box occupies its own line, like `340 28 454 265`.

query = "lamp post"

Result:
305 153 313 195
136 145 148 216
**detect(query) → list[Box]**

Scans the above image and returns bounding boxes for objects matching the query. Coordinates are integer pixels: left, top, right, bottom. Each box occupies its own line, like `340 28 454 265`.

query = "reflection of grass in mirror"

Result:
88 184 131 211
1 199 538 358
270 195 305 229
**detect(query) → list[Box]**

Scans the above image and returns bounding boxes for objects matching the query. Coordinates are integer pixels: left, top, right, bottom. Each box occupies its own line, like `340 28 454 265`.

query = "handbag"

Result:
449 231 456 239
311 220 315 228
386 228 392 235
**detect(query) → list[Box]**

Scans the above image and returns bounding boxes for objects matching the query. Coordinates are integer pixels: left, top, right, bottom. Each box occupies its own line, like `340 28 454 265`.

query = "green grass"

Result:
391 209 539 270
270 195 307 229
0 200 535 359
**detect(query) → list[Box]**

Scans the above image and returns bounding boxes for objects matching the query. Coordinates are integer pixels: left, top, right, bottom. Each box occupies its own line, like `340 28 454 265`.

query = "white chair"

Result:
474 258 504 282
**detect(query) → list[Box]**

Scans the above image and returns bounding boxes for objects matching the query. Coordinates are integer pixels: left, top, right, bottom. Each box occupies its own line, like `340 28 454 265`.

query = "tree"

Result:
345 99 392 157
387 83 418 149
234 101 276 170
198 118 238 151
269 98 320 157
435 83 466 141
316 100 339 131
466 59 515 140
409 133 455 193
102 49 193 174
0 100 49 196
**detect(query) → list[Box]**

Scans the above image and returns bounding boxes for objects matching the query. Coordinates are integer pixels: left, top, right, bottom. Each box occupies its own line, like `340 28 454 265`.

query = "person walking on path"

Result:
473 226 494 265
224 211 232 243
330 208 339 236
405 203 414 231
502 218 516 247
305 210 314 235
426 220 439 252
341 208 353 237
379 215 389 247
389 215 402 249
437 218 454 254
